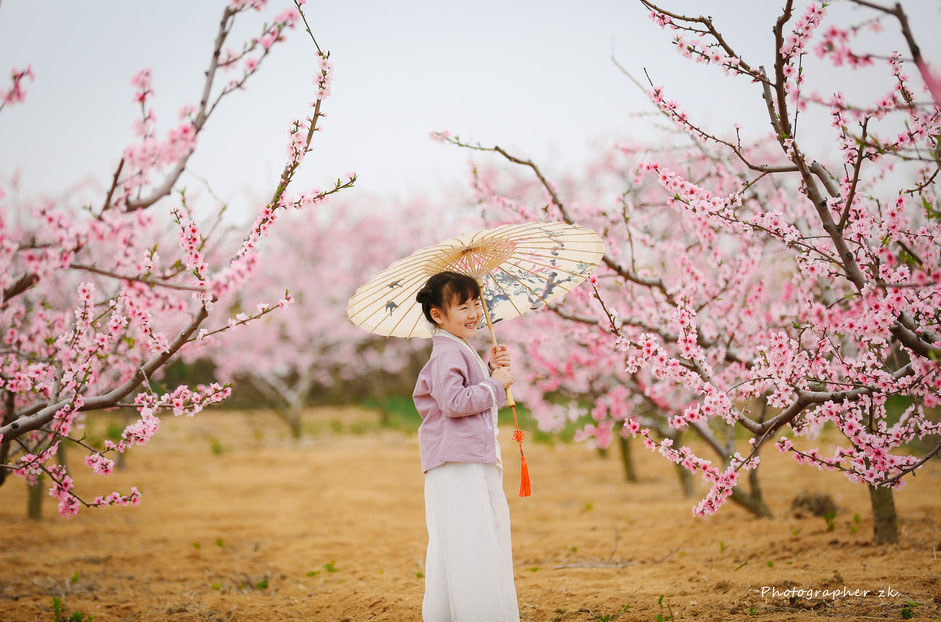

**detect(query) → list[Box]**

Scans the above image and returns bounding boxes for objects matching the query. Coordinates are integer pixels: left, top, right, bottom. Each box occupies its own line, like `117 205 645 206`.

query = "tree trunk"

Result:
369 370 391 427
27 475 43 520
26 439 69 519
276 410 302 439
116 409 131 470
288 414 301 439
729 486 773 518
378 404 390 427
327 381 344 405
57 441 68 469
617 431 638 482
266 394 305 440
0 441 8 487
0 390 12 487
868 484 899 544
663 430 694 497
674 461 695 498
728 467 773 518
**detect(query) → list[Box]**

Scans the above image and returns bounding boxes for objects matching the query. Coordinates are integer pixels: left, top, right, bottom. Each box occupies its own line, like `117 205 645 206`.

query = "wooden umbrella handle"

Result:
477 278 516 407
477 275 528 496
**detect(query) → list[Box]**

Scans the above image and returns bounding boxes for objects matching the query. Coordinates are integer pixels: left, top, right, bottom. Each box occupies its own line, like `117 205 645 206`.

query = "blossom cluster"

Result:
1 65 35 107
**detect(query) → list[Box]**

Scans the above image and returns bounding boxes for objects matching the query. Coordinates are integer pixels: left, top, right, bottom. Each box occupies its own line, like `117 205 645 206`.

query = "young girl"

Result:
412 270 520 622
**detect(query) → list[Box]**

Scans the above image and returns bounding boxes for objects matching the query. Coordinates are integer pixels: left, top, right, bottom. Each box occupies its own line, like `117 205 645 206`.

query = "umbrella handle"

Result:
477 279 516 407
478 277 528 495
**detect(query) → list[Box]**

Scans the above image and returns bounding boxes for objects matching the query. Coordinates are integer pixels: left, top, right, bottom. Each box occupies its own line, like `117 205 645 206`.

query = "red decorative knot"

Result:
512 429 525 443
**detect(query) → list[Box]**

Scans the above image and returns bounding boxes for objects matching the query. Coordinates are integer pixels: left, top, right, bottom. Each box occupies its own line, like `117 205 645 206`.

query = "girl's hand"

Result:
488 343 511 370
491 365 514 389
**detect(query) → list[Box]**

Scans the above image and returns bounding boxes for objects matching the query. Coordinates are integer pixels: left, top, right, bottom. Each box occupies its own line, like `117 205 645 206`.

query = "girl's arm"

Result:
432 357 507 417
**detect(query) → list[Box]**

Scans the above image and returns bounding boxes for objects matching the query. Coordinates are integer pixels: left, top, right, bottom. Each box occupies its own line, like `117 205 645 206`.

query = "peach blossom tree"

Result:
0 0 354 517
437 0 940 542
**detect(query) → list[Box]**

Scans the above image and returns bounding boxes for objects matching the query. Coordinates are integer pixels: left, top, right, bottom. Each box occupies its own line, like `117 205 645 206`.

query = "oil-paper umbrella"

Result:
345 220 604 496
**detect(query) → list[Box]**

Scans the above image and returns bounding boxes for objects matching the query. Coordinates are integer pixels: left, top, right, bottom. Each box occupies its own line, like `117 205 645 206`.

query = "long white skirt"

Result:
423 461 519 622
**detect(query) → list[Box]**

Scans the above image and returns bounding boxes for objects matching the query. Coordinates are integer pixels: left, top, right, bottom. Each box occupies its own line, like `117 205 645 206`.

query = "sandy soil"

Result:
0 407 939 622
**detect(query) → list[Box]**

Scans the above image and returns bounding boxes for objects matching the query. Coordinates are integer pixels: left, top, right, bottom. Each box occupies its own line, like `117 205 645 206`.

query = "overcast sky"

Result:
1 1 939 225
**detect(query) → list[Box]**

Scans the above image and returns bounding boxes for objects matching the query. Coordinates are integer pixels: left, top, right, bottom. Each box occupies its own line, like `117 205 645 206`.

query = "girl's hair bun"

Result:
415 286 431 305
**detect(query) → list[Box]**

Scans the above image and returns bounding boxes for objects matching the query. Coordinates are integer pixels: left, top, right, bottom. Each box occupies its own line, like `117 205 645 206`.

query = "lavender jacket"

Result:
412 331 508 473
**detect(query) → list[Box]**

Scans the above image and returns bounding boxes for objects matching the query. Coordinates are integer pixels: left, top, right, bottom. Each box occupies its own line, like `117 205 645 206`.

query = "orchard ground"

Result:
0 407 938 621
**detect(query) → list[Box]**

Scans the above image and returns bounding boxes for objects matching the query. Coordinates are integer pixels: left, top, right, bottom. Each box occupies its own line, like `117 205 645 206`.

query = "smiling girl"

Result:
412 270 519 621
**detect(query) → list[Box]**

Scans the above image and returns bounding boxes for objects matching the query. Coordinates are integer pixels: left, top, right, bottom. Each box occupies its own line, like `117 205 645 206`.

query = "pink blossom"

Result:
1 65 35 105
84 452 115 475
259 30 278 50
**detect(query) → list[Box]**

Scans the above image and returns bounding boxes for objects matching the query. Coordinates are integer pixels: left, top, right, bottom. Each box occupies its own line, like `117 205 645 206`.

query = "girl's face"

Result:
431 295 482 339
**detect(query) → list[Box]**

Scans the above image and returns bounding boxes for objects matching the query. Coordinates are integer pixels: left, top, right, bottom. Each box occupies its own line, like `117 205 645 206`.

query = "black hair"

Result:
415 271 481 326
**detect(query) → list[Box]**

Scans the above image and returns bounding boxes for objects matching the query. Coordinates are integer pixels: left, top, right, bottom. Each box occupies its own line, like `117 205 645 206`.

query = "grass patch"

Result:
359 395 423 430
52 597 95 622
209 438 225 455
655 594 675 622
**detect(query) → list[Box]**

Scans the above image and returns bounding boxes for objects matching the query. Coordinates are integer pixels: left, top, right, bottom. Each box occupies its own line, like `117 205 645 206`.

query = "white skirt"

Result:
423 461 519 622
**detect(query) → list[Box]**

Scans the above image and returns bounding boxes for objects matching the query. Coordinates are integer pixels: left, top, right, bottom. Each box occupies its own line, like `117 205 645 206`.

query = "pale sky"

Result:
1 1 939 225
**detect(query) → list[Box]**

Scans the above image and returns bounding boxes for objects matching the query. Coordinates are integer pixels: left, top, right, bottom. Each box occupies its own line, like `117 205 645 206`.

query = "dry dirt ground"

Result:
0 407 938 621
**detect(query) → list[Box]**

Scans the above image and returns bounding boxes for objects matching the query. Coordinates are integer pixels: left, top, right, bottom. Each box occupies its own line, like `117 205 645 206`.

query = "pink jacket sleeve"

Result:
432 352 507 417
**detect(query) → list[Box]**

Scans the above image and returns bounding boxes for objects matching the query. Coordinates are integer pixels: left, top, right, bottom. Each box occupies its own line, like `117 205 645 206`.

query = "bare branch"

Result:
452 137 682 305
638 1 766 82
69 263 206 292
772 1 796 141
1 272 40 307
809 161 840 198
833 1 941 106
294 0 322 54
118 7 238 211
759 67 785 137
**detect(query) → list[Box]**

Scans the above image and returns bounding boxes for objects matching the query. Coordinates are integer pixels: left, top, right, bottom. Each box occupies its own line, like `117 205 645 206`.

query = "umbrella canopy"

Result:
346 221 604 339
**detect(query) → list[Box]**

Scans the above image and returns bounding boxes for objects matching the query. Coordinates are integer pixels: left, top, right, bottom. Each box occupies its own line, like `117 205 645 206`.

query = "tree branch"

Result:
119 7 236 211
873 440 941 486
0 304 210 440
69 263 206 292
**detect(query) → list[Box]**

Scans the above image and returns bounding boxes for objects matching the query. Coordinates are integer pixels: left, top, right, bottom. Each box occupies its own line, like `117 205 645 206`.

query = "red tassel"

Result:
510 405 531 497
518 454 531 497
